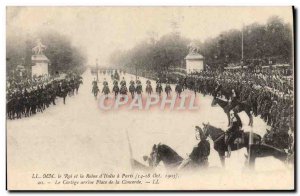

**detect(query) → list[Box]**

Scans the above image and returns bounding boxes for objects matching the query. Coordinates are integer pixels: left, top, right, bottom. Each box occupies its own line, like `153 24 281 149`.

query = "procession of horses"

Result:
7 66 294 171
6 72 83 119
91 68 294 171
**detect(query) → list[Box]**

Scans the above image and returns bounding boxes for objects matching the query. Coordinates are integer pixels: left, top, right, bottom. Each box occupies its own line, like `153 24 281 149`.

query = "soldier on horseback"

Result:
136 77 141 86
225 111 243 157
192 126 210 167
112 80 119 98
129 77 136 99
175 78 183 99
156 78 161 85
102 78 110 98
102 78 108 86
120 77 126 87
114 71 120 81
225 89 238 112
92 78 97 87
92 78 100 99
165 79 172 97
146 80 153 96
120 78 128 96
179 126 210 169
130 77 135 86
156 82 163 97
136 83 143 97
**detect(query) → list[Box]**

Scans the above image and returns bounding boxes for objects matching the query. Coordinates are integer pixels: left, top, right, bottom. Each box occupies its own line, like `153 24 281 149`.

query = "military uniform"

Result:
189 140 210 167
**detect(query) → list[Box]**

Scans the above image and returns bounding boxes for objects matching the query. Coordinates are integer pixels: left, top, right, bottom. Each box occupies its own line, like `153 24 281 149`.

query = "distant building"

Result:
185 53 204 74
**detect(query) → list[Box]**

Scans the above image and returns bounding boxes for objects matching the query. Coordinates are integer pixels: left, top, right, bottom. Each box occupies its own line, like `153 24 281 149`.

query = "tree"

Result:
109 15 293 73
6 29 87 75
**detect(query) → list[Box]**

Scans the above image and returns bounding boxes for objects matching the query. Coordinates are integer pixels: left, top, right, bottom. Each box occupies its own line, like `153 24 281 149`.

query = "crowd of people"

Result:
6 72 83 120
183 68 294 151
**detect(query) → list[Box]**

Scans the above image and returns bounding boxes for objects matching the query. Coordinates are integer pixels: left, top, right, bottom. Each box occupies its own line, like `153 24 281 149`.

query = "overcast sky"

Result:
7 7 293 66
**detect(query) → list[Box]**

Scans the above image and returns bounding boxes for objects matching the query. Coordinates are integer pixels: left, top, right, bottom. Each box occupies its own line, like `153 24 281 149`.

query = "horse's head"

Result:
211 97 217 106
149 144 161 167
195 126 207 140
202 122 211 138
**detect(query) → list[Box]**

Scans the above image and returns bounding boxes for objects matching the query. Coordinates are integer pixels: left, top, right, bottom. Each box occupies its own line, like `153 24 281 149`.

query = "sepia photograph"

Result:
6 6 295 190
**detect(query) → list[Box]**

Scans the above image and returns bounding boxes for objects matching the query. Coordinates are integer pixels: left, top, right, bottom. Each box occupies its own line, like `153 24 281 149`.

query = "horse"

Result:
92 85 100 100
120 85 128 95
68 80 76 96
136 85 142 96
56 87 69 104
75 79 83 94
129 84 135 99
175 84 182 98
211 96 253 126
114 72 120 81
112 84 120 98
146 84 153 96
150 144 184 168
156 84 163 97
202 123 288 168
102 85 110 98
165 85 172 97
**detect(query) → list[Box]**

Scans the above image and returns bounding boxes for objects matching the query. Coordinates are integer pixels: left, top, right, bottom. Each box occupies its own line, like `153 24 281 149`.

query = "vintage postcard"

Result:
6 6 295 190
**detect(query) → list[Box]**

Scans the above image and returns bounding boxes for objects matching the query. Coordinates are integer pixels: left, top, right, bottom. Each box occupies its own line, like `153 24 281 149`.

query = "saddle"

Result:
224 130 245 146
232 130 245 145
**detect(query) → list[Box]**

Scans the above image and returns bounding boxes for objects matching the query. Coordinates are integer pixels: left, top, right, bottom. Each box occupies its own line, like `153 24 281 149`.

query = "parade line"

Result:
98 94 199 111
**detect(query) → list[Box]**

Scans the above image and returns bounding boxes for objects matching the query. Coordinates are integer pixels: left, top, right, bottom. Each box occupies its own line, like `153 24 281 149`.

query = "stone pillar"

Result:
31 54 49 77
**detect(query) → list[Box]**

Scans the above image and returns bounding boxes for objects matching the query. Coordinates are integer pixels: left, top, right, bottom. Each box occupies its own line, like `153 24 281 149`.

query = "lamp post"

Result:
96 58 99 82
135 62 138 80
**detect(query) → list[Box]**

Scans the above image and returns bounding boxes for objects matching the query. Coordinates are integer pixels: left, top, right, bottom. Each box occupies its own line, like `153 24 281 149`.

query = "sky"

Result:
6 7 293 66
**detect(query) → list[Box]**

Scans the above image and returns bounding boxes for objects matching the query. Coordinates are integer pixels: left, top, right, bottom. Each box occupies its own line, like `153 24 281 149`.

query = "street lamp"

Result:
96 58 99 82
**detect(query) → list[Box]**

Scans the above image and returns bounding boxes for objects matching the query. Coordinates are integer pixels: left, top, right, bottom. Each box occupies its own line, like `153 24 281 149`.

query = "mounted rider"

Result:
146 82 153 95
165 79 172 97
129 77 135 86
102 78 108 86
175 78 183 98
102 81 110 97
225 89 238 113
120 77 126 86
136 82 143 96
178 126 210 169
156 78 161 85
114 70 120 81
136 77 141 85
92 78 100 99
112 80 119 98
191 126 210 167
113 79 118 86
129 77 136 99
225 111 242 157
156 82 163 97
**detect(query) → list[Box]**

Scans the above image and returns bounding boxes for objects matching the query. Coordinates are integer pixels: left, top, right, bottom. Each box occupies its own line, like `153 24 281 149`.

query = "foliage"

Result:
109 33 190 76
110 16 293 72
